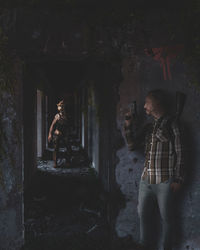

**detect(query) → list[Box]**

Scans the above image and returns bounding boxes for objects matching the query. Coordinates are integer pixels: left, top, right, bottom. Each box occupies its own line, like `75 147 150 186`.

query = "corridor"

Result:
22 61 118 250
1 4 199 250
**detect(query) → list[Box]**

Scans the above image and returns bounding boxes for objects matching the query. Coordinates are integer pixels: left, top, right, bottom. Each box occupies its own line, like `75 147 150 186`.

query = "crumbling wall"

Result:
115 46 200 250
0 59 24 249
0 6 200 250
111 6 200 249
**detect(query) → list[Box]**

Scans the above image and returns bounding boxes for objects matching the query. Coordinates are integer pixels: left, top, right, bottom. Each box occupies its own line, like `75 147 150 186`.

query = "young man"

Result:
124 89 184 250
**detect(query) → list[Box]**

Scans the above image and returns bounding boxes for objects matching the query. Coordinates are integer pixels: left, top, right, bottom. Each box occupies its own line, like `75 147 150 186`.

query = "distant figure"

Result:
48 100 71 168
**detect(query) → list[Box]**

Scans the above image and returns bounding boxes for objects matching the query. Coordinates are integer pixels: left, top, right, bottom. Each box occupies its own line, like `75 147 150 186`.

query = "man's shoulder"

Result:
162 115 177 127
163 116 181 136
162 115 172 122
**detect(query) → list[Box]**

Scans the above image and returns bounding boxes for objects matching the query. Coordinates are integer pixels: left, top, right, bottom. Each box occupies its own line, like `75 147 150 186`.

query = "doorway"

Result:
22 60 116 249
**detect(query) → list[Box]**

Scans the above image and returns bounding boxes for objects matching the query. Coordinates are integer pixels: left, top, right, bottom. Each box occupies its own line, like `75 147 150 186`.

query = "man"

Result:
124 89 184 250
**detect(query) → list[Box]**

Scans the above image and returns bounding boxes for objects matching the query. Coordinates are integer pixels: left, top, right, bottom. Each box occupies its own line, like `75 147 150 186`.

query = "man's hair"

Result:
146 89 167 110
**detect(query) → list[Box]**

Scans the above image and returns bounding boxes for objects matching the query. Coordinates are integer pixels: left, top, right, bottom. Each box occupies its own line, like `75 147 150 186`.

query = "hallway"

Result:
1 5 200 250
22 61 119 250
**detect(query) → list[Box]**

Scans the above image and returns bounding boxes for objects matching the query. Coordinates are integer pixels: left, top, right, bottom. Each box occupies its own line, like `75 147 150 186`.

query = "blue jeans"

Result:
138 177 174 250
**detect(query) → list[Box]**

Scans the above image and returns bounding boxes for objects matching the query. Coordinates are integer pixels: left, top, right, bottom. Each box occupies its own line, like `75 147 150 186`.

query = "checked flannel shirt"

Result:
124 115 184 184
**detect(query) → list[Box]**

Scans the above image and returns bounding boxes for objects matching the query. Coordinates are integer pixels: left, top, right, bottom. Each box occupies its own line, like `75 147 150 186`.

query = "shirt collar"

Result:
153 115 167 128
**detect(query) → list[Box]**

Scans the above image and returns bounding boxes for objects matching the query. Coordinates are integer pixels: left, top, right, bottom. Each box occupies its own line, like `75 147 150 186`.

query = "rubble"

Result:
40 141 92 171
24 157 109 250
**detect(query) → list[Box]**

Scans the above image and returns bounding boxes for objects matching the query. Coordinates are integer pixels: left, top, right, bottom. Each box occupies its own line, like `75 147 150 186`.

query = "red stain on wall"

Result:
144 45 184 80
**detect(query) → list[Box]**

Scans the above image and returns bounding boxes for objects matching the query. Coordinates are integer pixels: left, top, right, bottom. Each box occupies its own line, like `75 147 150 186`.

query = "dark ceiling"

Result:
40 61 86 92
1 0 188 10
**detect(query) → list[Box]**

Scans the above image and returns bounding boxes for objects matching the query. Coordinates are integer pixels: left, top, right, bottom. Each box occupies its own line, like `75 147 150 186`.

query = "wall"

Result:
115 53 200 249
0 59 24 250
0 6 199 249
23 66 38 189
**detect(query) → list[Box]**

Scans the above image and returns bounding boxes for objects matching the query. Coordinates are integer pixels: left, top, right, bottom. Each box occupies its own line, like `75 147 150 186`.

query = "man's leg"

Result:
156 179 174 250
138 178 157 249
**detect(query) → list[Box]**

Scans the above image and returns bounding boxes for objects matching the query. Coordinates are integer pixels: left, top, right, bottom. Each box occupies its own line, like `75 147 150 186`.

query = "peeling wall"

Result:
0 60 24 250
0 6 199 249
115 54 200 249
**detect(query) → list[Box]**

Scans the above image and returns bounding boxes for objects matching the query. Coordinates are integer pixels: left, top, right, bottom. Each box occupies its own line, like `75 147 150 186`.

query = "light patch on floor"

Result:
37 160 90 176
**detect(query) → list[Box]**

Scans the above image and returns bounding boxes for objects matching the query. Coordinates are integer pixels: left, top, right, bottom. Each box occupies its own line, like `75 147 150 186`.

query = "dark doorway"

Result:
22 60 118 250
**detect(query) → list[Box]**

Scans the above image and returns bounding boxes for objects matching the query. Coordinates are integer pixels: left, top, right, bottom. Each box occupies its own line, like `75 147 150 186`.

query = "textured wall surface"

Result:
115 54 200 249
0 61 24 250
0 6 199 249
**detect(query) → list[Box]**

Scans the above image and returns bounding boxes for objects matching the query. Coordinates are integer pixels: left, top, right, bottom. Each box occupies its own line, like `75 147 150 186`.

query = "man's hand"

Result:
170 182 182 192
124 112 133 127
124 119 132 127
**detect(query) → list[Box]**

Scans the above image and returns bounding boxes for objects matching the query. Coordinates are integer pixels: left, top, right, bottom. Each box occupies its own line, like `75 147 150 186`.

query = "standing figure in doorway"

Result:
124 89 184 250
48 100 71 168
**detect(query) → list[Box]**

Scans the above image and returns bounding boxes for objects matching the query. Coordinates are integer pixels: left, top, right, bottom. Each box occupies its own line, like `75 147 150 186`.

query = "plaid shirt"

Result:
124 116 184 184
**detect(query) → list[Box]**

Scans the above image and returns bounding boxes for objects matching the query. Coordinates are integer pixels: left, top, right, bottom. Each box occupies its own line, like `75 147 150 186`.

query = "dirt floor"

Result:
22 165 110 250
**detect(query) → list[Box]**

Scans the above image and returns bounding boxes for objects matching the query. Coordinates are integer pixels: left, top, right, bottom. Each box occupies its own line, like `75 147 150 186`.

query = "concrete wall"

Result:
87 84 99 171
0 60 24 249
0 7 199 249
23 67 38 189
115 54 200 249
37 89 43 157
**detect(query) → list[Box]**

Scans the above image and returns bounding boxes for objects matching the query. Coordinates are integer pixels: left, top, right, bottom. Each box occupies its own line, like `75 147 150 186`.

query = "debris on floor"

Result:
23 166 109 250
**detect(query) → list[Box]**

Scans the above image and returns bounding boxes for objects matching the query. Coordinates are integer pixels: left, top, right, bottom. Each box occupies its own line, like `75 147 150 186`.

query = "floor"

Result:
23 161 110 250
22 143 142 250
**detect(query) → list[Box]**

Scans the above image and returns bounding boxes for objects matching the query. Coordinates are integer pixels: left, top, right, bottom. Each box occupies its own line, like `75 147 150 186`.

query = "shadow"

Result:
23 169 110 250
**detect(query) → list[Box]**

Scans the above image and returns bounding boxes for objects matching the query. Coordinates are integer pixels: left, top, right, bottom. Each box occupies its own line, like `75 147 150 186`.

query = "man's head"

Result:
144 89 167 118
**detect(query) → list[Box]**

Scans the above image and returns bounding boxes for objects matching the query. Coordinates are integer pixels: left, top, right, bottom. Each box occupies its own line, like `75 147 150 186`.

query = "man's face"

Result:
144 97 156 116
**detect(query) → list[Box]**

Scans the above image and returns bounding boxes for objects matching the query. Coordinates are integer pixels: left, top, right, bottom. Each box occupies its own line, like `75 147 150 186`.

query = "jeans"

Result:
138 177 174 250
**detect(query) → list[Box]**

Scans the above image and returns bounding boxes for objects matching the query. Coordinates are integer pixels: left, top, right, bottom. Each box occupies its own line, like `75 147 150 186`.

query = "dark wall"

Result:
0 59 24 249
23 68 37 189
115 55 200 249
0 6 199 249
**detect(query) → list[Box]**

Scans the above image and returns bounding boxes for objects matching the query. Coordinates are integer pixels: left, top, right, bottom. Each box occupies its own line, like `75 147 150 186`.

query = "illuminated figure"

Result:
124 89 184 250
48 100 71 168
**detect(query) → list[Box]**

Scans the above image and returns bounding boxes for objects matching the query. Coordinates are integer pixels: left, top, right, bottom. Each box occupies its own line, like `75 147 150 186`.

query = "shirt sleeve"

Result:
171 121 185 183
